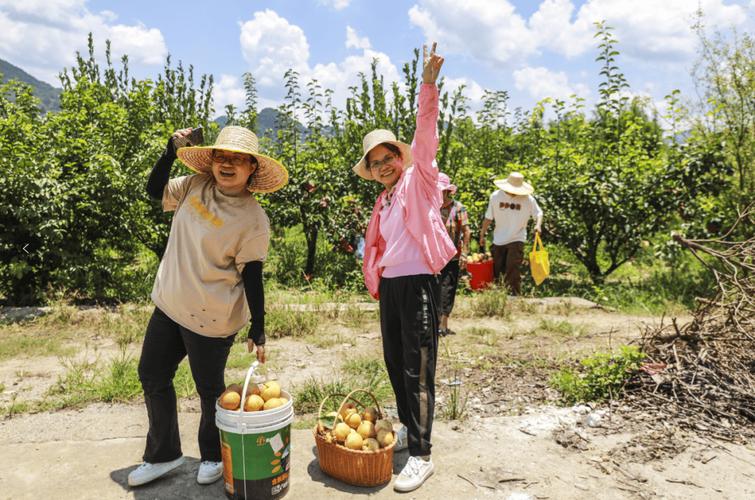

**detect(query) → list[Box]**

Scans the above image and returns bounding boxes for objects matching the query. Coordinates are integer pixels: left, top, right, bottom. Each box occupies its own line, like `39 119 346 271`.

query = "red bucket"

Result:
467 260 494 290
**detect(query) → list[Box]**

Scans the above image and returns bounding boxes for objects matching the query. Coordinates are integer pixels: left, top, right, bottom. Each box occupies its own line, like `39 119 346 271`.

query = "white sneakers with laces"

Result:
127 456 185 487
196 460 224 485
394 424 408 451
394 455 434 492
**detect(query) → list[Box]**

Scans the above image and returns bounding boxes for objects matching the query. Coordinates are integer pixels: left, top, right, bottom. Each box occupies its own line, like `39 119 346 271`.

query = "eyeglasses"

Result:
213 152 250 167
368 153 397 170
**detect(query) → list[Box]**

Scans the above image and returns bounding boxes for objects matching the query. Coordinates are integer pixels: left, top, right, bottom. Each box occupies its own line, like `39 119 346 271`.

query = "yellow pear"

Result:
263 397 284 411
219 390 241 410
338 402 357 421
345 431 363 450
362 437 380 452
345 412 362 429
377 429 394 448
361 407 378 423
244 394 264 412
334 422 351 442
260 381 281 401
357 420 376 439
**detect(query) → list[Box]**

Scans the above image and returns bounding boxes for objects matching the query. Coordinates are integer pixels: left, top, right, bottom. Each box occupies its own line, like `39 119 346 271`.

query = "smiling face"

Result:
366 143 403 189
211 150 258 195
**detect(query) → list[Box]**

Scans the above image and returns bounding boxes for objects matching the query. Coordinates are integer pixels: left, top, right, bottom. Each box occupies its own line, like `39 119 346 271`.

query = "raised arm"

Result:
146 128 192 200
410 43 445 190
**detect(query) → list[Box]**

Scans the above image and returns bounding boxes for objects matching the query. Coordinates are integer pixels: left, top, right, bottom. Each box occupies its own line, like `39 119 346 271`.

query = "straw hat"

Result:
494 172 533 196
437 172 457 194
176 126 289 194
352 129 412 180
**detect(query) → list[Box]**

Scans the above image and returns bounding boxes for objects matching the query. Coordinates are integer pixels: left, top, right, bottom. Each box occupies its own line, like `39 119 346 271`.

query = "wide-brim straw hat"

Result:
438 172 457 194
352 129 412 180
176 126 288 194
494 172 533 196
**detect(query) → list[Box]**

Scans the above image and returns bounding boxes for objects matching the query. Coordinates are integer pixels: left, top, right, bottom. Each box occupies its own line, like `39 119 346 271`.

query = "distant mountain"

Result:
0 59 61 112
214 107 307 138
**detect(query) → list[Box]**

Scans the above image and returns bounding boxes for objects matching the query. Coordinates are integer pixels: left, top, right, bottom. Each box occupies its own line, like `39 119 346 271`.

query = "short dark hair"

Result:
367 142 401 164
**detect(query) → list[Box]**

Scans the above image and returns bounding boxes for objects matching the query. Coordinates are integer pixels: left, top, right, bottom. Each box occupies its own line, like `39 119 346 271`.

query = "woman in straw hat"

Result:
479 172 543 294
355 42 456 493
127 125 288 488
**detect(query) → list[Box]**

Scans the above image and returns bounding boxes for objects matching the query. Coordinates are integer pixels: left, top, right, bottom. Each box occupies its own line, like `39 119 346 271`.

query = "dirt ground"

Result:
1 297 754 499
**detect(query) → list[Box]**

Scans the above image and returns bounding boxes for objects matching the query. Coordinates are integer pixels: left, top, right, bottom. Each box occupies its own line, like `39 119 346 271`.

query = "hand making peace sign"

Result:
422 41 444 84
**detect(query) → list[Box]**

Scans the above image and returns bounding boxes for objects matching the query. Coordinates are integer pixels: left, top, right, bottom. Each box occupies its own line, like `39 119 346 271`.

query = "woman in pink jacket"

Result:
352 42 455 493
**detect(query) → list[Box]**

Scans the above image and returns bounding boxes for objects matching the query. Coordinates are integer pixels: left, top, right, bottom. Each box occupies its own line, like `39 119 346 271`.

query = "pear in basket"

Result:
219 390 241 410
263 397 284 410
338 402 357 421
260 381 281 401
244 394 264 412
345 411 361 429
357 420 376 439
345 430 363 450
377 428 394 448
362 437 380 451
334 422 351 442
361 406 378 423
374 419 393 433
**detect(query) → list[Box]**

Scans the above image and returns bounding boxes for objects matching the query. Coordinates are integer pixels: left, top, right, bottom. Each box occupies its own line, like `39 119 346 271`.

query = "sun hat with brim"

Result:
352 129 412 180
437 172 457 194
494 172 533 196
176 125 289 194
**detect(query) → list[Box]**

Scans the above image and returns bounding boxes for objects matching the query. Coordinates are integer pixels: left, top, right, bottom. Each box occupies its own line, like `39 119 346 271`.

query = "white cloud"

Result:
236 10 486 120
318 0 351 10
513 66 589 102
0 0 167 84
345 26 371 50
408 0 538 64
408 0 749 65
213 74 246 112
442 76 485 111
240 9 310 88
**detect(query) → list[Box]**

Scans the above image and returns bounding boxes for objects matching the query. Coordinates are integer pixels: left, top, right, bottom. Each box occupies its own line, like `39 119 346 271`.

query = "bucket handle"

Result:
317 388 384 430
238 360 260 414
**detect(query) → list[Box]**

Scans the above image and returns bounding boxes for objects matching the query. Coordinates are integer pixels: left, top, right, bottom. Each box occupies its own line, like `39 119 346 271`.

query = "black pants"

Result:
439 259 460 317
138 307 235 463
491 241 525 295
379 274 439 457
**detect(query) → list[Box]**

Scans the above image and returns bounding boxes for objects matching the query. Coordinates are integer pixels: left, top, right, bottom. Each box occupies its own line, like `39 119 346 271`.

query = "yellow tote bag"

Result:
529 233 550 285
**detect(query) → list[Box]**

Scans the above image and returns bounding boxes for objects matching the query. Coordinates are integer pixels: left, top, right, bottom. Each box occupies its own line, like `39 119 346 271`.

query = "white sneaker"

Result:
197 460 224 485
394 425 408 451
394 456 434 492
128 456 185 487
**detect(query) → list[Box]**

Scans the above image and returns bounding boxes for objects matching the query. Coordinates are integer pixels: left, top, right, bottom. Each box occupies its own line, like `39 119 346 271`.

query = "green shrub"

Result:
265 309 320 338
469 287 510 318
550 345 645 404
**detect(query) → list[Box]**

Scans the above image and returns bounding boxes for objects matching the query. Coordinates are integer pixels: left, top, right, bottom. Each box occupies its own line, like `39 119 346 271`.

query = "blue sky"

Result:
0 1 752 118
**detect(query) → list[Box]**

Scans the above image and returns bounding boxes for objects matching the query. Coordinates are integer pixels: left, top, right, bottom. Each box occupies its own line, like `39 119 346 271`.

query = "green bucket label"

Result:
220 426 291 499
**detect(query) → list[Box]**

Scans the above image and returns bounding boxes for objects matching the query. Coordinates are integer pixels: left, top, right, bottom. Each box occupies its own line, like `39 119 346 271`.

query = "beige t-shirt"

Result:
151 173 270 338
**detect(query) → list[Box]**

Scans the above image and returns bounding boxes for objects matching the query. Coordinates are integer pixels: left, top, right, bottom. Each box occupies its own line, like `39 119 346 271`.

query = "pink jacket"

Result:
362 83 456 299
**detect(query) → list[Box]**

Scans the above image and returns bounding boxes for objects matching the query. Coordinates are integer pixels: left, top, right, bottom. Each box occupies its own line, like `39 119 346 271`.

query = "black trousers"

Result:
439 259 460 317
138 307 235 463
379 274 439 457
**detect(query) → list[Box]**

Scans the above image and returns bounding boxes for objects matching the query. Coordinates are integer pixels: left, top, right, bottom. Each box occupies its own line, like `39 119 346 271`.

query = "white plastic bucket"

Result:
216 362 294 499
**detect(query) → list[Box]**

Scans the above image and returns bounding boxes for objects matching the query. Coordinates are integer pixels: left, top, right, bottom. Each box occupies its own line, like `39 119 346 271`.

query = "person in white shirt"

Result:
479 172 543 294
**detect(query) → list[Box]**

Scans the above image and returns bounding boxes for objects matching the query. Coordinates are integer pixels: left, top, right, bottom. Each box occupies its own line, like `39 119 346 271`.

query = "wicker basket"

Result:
313 389 394 487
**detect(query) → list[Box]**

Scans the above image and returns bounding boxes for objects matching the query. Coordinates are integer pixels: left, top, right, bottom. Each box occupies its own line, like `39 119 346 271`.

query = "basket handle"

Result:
316 389 383 430
238 360 260 413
